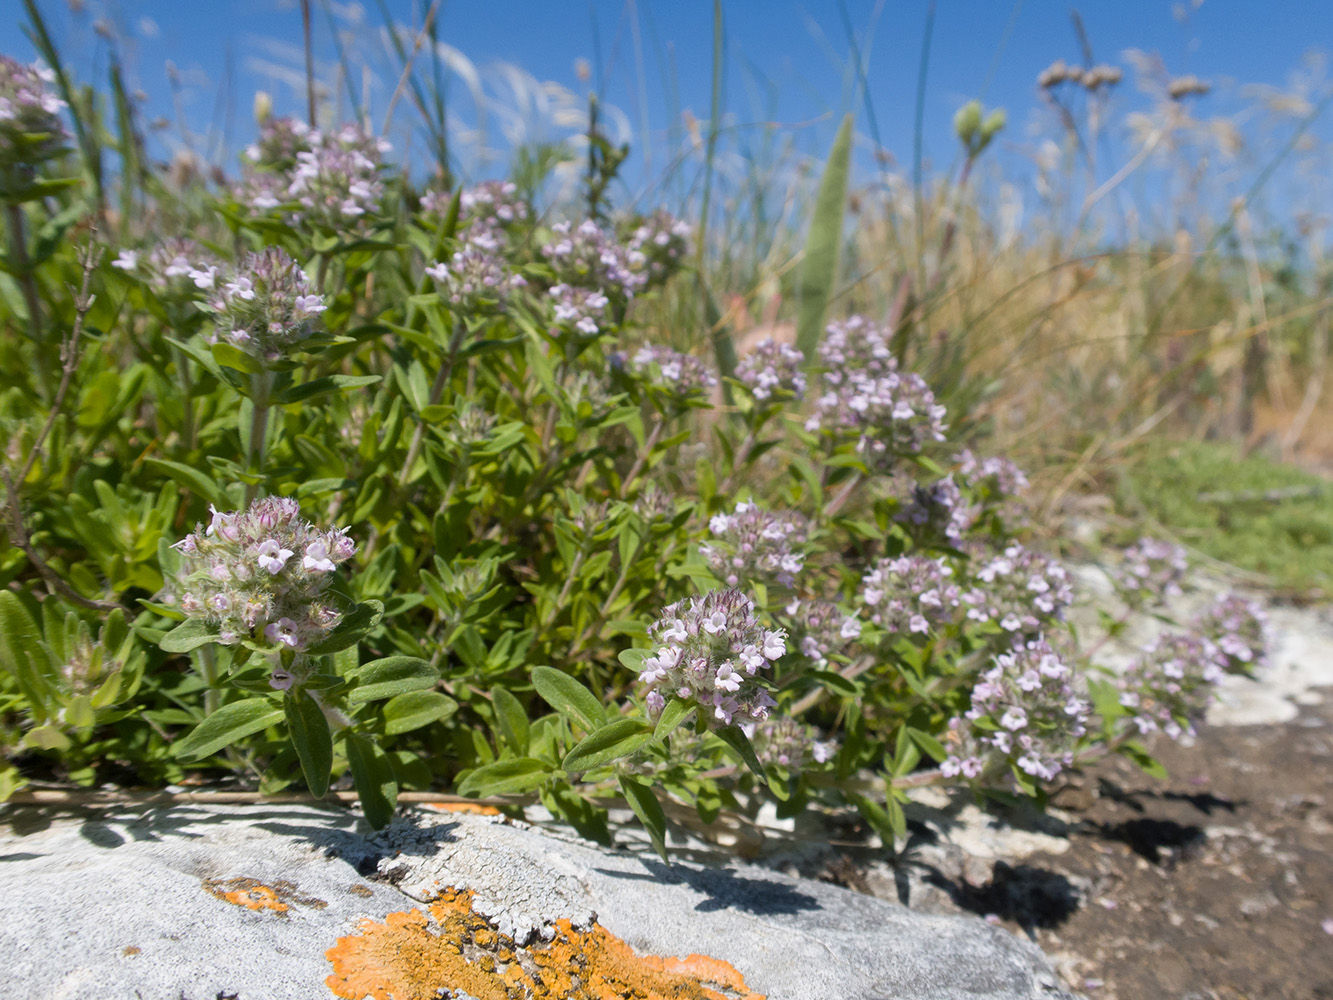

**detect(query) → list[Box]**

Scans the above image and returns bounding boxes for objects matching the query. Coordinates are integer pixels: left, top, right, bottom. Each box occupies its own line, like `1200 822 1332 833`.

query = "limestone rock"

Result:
0 803 1078 999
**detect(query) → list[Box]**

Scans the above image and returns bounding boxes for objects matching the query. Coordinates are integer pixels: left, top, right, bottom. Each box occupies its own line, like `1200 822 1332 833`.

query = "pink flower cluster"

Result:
540 219 647 299
897 476 975 544
629 346 718 402
957 448 1030 527
962 543 1073 636
168 496 356 654
0 56 68 191
639 589 783 729
425 225 527 313
626 208 692 285
817 315 897 383
737 339 807 402
701 502 808 589
752 716 838 771
1193 593 1269 676
806 369 948 471
112 238 225 304
942 637 1090 782
201 247 327 362
1117 633 1224 740
240 120 389 228
785 598 861 666
1113 536 1189 607
860 554 961 634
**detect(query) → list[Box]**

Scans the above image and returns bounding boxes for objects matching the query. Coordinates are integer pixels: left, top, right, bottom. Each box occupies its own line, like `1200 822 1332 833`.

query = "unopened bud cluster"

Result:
639 588 783 729
1037 59 1123 91
962 543 1073 636
170 496 355 652
860 554 961 634
203 247 327 361
752 716 837 771
702 502 808 589
737 339 807 401
942 637 1089 782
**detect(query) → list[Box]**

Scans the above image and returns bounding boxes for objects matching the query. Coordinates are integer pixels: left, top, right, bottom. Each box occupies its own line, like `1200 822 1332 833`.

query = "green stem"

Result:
244 370 274 505
5 203 51 399
198 646 221 716
170 343 197 452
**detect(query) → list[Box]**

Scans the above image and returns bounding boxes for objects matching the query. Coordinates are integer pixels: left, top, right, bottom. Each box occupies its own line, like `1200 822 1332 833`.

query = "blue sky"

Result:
4 1 1331 231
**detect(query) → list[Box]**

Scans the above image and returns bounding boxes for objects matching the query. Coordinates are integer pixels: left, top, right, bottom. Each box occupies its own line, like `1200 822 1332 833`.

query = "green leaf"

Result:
146 458 230 508
345 733 398 829
652 698 695 742
714 725 768 785
619 774 669 863
907 727 948 764
1119 740 1168 780
383 690 458 735
158 618 222 653
617 647 649 672
347 655 436 704
173 697 283 761
285 689 333 797
305 600 384 655
562 718 652 773
531 666 604 732
795 113 853 361
210 341 265 374
456 757 549 797
492 686 529 754
277 374 382 405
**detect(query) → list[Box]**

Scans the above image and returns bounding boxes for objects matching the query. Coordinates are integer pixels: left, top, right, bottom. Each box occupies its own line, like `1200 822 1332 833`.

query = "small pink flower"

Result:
256 538 295 575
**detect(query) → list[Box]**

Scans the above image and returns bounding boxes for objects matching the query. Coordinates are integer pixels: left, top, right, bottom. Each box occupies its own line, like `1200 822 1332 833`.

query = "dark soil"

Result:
845 700 1333 999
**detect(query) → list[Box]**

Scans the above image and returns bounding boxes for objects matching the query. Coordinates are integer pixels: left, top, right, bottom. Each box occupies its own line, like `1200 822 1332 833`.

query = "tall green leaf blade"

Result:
795 113 853 361
285 689 333 797
146 459 230 508
714 725 768 785
345 733 398 829
491 685 529 754
619 774 669 863
174 698 283 761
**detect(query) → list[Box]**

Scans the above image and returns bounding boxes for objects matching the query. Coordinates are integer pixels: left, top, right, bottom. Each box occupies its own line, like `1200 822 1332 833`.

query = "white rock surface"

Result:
0 802 1078 1000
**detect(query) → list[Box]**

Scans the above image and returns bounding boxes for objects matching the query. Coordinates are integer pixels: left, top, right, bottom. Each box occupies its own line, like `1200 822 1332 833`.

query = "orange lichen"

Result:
422 801 504 816
121 946 140 957
202 877 328 915
325 886 764 1000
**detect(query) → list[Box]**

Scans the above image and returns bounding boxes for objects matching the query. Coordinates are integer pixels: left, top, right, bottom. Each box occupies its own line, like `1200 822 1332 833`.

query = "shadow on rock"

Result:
1099 817 1206 867
596 860 822 916
920 861 1082 935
